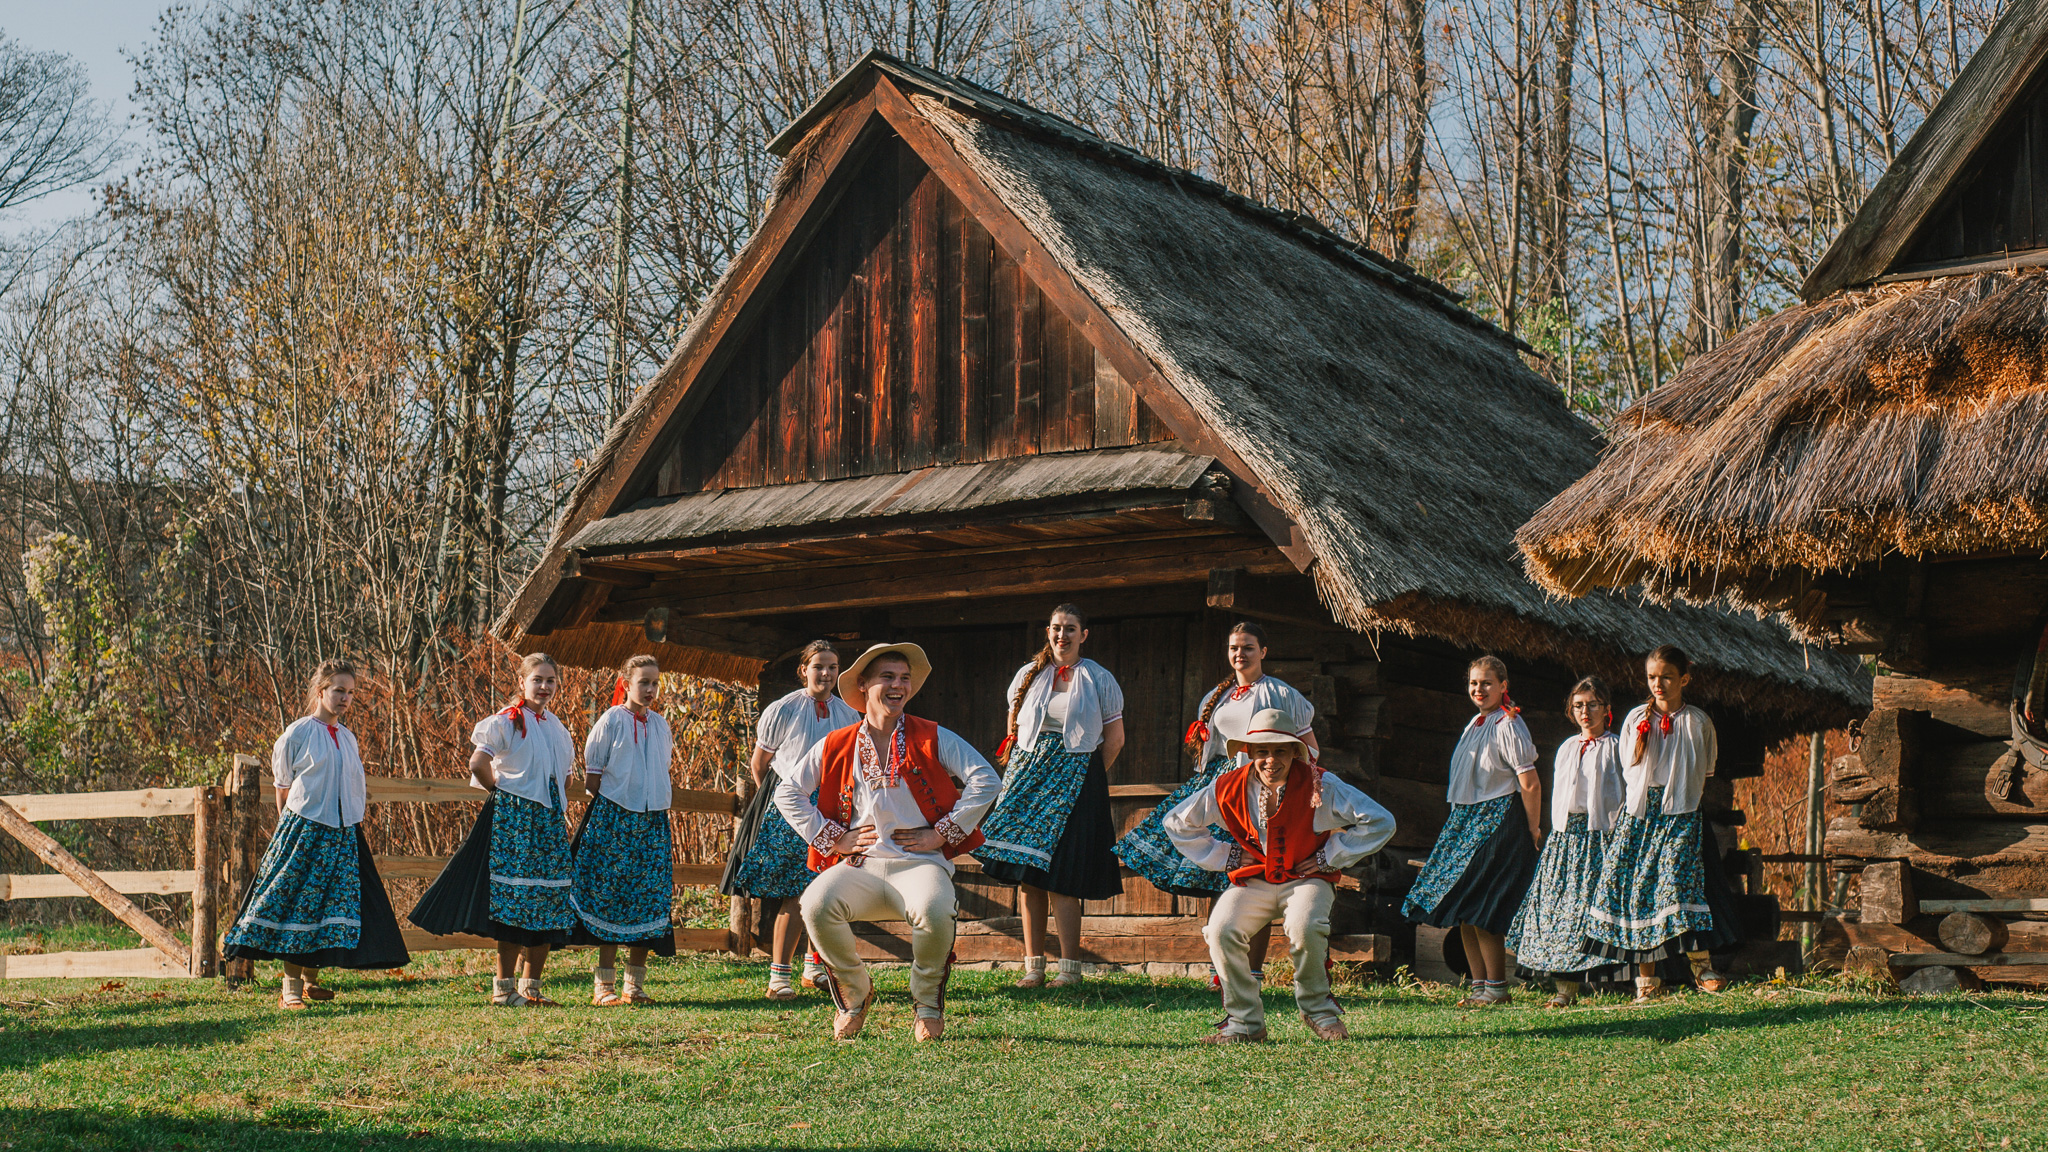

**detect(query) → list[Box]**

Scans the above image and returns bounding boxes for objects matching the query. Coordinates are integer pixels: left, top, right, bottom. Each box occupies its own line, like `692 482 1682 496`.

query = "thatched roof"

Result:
1520 269 2048 610
501 53 1866 727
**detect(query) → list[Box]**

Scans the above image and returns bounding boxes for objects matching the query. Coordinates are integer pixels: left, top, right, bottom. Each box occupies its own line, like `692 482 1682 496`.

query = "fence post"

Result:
191 785 219 977
222 754 266 984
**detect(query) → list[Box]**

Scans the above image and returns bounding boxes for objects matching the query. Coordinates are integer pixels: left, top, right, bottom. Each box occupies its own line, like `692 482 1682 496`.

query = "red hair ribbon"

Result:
1636 709 1675 744
611 676 628 707
1474 694 1523 728
1184 719 1210 747
995 733 1016 760
502 702 540 738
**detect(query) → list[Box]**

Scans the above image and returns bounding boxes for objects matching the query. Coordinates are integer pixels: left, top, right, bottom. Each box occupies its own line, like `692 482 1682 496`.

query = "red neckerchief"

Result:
1054 663 1076 683
856 722 908 789
324 723 340 747
812 695 832 720
503 702 544 738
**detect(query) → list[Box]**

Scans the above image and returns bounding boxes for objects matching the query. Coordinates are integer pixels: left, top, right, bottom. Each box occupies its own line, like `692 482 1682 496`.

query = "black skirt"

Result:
224 826 412 970
407 797 572 948
719 775 778 898
978 751 1126 902
1407 791 1540 938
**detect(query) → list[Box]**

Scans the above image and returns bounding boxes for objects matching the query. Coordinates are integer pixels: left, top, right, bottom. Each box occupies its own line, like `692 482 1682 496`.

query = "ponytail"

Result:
1000 604 1087 764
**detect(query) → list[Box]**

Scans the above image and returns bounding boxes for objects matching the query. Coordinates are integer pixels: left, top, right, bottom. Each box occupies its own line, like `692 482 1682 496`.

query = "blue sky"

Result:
1 0 162 234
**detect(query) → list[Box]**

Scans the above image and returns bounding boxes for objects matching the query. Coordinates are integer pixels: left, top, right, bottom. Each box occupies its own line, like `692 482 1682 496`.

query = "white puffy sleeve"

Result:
270 725 304 790
1095 665 1125 725
773 738 840 854
755 696 794 754
471 713 512 757
1498 713 1539 772
1162 783 1237 872
583 709 619 774
1313 775 1397 869
933 727 1001 846
1697 709 1719 777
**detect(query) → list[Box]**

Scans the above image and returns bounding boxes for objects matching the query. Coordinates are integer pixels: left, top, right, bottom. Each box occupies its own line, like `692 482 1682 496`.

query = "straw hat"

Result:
1225 708 1311 761
836 642 933 713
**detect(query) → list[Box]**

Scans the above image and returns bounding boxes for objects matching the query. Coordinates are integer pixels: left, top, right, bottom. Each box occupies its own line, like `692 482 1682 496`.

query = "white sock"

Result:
516 977 542 1001
492 977 520 1004
1023 956 1046 975
1057 958 1081 975
623 964 647 997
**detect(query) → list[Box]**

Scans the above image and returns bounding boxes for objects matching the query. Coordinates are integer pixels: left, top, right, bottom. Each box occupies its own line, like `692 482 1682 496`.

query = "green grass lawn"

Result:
0 949 2039 1152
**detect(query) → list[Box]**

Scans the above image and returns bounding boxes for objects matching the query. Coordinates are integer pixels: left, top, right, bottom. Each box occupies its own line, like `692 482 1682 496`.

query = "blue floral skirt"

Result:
223 813 410 969
410 785 574 946
1114 755 1235 898
569 795 676 955
721 772 818 900
1505 814 1621 978
1402 792 1539 937
976 734 1123 900
1582 787 1742 962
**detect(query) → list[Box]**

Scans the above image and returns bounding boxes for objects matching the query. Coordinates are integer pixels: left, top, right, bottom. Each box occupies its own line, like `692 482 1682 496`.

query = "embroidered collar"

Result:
856 722 908 789
1228 675 1265 702
504 702 546 738
1054 662 1077 683
811 694 832 720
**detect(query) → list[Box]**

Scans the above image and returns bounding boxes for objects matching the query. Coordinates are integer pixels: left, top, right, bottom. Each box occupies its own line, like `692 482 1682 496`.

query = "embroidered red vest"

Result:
807 714 986 872
1214 761 1339 886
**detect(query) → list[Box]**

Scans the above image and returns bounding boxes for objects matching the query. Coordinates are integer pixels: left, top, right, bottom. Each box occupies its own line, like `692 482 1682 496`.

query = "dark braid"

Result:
1002 604 1087 765
1185 621 1269 752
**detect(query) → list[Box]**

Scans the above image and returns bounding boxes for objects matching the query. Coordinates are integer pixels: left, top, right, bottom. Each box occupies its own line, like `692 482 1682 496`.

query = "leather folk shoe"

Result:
913 1014 945 1042
1302 1013 1349 1041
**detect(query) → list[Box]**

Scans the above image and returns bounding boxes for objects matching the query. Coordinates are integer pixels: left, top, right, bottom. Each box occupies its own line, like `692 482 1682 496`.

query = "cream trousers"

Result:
1206 876 1338 1034
800 856 957 1018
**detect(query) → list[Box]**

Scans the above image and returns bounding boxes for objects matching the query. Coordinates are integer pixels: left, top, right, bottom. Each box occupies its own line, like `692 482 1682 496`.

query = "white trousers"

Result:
1206 876 1338 1034
800 856 957 1018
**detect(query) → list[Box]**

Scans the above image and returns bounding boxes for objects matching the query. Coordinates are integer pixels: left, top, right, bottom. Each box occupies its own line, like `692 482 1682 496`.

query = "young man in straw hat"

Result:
774 643 1000 1042
1164 707 1396 1043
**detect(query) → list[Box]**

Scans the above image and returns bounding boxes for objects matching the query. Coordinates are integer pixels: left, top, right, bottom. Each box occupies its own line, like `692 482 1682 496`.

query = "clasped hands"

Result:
829 823 944 855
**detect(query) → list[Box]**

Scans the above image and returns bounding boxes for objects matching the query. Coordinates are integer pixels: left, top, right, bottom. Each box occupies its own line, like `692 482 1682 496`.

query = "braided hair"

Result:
1000 604 1087 765
1630 644 1693 766
1184 620 1270 753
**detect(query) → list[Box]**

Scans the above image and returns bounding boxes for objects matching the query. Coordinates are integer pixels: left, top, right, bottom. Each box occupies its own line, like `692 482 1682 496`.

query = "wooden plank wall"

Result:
654 135 1171 499
1903 74 2048 265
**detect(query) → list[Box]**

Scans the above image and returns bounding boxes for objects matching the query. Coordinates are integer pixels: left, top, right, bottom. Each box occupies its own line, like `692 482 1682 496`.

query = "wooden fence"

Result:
0 755 1386 979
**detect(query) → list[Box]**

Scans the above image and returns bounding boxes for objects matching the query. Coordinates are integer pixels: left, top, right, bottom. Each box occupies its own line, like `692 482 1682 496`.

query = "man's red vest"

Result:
807 714 986 872
1214 761 1340 886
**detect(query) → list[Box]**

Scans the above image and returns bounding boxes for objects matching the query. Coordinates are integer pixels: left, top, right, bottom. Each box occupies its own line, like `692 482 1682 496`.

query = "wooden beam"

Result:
1890 951 2048 968
603 538 1282 620
1205 568 1334 628
2 788 197 822
0 948 195 981
0 799 190 970
1921 898 2048 913
1859 861 1918 924
364 777 739 817
870 78 1317 571
0 870 198 900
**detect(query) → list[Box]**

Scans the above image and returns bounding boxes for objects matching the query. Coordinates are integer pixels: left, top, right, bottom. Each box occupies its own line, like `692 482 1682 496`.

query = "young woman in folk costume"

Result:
410 652 578 1006
1114 621 1317 983
223 660 410 1008
976 604 1127 988
1164 708 1395 1043
721 640 859 1000
1402 655 1543 1007
1504 676 1625 1007
775 643 1000 1043
1583 645 1742 1002
569 654 677 1006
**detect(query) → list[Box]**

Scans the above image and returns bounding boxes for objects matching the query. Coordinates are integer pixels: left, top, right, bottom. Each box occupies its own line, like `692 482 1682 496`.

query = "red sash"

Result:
807 715 985 871
1214 761 1338 886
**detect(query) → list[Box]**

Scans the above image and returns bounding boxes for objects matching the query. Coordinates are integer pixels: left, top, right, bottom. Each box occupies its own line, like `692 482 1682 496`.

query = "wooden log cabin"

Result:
497 52 1864 971
1517 0 2048 990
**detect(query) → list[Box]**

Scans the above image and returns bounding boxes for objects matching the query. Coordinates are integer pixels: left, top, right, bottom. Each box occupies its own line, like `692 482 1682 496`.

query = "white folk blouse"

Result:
757 689 862 780
272 715 367 828
583 704 675 812
1618 703 1718 816
1551 731 1624 832
470 705 576 809
774 722 1000 874
1006 657 1125 754
1163 771 1397 873
1197 677 1315 765
1445 708 1539 806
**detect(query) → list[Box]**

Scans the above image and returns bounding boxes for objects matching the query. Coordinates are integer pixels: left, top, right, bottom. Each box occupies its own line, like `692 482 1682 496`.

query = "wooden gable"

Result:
1899 70 2048 270
642 134 1172 503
